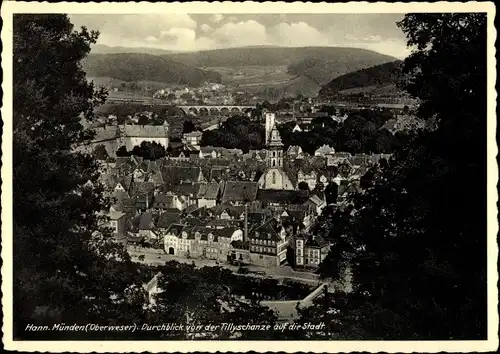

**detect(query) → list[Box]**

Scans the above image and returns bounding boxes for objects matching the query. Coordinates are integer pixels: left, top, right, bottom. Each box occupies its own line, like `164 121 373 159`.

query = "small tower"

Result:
267 125 284 168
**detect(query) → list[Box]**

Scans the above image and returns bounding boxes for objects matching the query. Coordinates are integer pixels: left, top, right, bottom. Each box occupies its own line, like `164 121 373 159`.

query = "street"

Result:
127 247 323 286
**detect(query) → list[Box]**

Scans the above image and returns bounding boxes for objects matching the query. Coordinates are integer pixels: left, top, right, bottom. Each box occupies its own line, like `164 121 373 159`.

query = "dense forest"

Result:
201 110 411 155
319 60 403 96
83 53 222 85
166 46 395 69
201 116 266 153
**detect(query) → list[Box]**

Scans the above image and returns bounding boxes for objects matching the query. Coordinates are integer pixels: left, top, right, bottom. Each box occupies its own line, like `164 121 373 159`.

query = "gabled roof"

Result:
315 144 335 155
124 125 168 138
156 212 182 229
251 219 282 241
175 183 199 196
210 203 231 216
304 234 329 248
221 181 259 203
209 167 229 182
118 175 133 191
257 190 310 205
161 166 203 185
200 146 219 155
287 145 302 155
197 182 220 200
138 212 155 230
183 203 200 215
165 223 186 236
212 227 239 239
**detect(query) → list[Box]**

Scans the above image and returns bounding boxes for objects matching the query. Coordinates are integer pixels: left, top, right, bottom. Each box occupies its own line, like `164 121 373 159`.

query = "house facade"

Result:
295 233 330 268
248 219 289 267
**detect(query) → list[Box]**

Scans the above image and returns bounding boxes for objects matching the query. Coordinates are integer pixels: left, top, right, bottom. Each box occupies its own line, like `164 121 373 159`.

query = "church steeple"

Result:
267 124 284 168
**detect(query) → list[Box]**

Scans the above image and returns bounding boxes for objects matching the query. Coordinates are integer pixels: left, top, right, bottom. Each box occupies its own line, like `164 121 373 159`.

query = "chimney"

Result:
244 203 248 242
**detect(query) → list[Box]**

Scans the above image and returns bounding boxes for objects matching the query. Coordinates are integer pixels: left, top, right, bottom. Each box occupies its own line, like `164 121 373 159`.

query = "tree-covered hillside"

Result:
83 53 222 85
319 60 403 96
167 46 395 75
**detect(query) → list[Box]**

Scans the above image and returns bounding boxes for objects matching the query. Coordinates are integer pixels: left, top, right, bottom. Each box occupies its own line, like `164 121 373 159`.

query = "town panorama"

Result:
7 7 493 349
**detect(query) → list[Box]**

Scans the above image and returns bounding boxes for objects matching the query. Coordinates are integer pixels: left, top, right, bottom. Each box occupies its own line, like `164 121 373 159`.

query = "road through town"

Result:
127 247 324 286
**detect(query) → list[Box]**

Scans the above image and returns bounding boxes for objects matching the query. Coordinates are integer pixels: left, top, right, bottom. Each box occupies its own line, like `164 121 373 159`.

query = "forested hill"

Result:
319 60 403 96
166 46 395 71
82 53 222 86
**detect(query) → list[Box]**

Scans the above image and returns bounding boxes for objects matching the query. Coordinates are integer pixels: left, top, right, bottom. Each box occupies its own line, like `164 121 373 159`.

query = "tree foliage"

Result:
146 262 299 339
13 14 144 338
182 119 197 134
93 144 109 161
201 115 265 152
302 13 487 339
115 141 167 161
277 109 409 155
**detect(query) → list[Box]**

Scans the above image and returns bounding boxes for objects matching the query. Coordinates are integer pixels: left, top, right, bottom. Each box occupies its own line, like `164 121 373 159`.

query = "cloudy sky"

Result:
70 13 411 58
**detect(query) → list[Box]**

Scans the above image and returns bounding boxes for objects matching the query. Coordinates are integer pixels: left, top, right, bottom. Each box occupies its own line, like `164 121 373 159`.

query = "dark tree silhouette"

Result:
13 14 144 339
301 13 487 340
182 120 196 134
93 144 109 160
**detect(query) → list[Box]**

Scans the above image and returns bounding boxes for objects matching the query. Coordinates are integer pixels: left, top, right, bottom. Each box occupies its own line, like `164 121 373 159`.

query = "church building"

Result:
258 114 295 190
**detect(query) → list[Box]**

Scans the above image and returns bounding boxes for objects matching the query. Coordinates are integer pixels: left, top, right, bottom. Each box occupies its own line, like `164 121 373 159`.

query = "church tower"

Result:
264 112 276 145
258 114 294 190
267 125 284 168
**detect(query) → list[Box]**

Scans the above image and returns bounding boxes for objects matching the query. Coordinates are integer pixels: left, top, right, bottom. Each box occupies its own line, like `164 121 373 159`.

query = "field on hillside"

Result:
88 77 172 99
205 65 294 86
203 65 322 97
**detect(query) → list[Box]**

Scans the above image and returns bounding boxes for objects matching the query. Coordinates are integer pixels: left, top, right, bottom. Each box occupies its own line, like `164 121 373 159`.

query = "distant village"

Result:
83 109 394 273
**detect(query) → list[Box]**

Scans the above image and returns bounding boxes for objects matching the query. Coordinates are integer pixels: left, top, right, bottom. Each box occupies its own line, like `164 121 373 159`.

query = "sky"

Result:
69 13 411 59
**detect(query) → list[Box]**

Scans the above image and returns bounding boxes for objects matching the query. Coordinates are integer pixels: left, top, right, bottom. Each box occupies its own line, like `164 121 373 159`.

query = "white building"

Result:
122 122 170 151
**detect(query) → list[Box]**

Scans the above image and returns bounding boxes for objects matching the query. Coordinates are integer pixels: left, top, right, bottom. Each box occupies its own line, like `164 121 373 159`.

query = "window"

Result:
272 160 276 167
259 254 264 259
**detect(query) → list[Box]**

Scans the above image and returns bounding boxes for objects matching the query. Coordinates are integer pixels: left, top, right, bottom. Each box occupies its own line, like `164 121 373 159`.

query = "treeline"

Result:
201 116 266 153
115 141 168 161
83 53 222 85
97 103 184 119
319 60 403 96
278 110 411 155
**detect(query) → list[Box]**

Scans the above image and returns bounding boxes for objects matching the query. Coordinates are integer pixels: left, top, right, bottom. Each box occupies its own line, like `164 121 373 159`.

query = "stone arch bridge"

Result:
177 105 254 116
